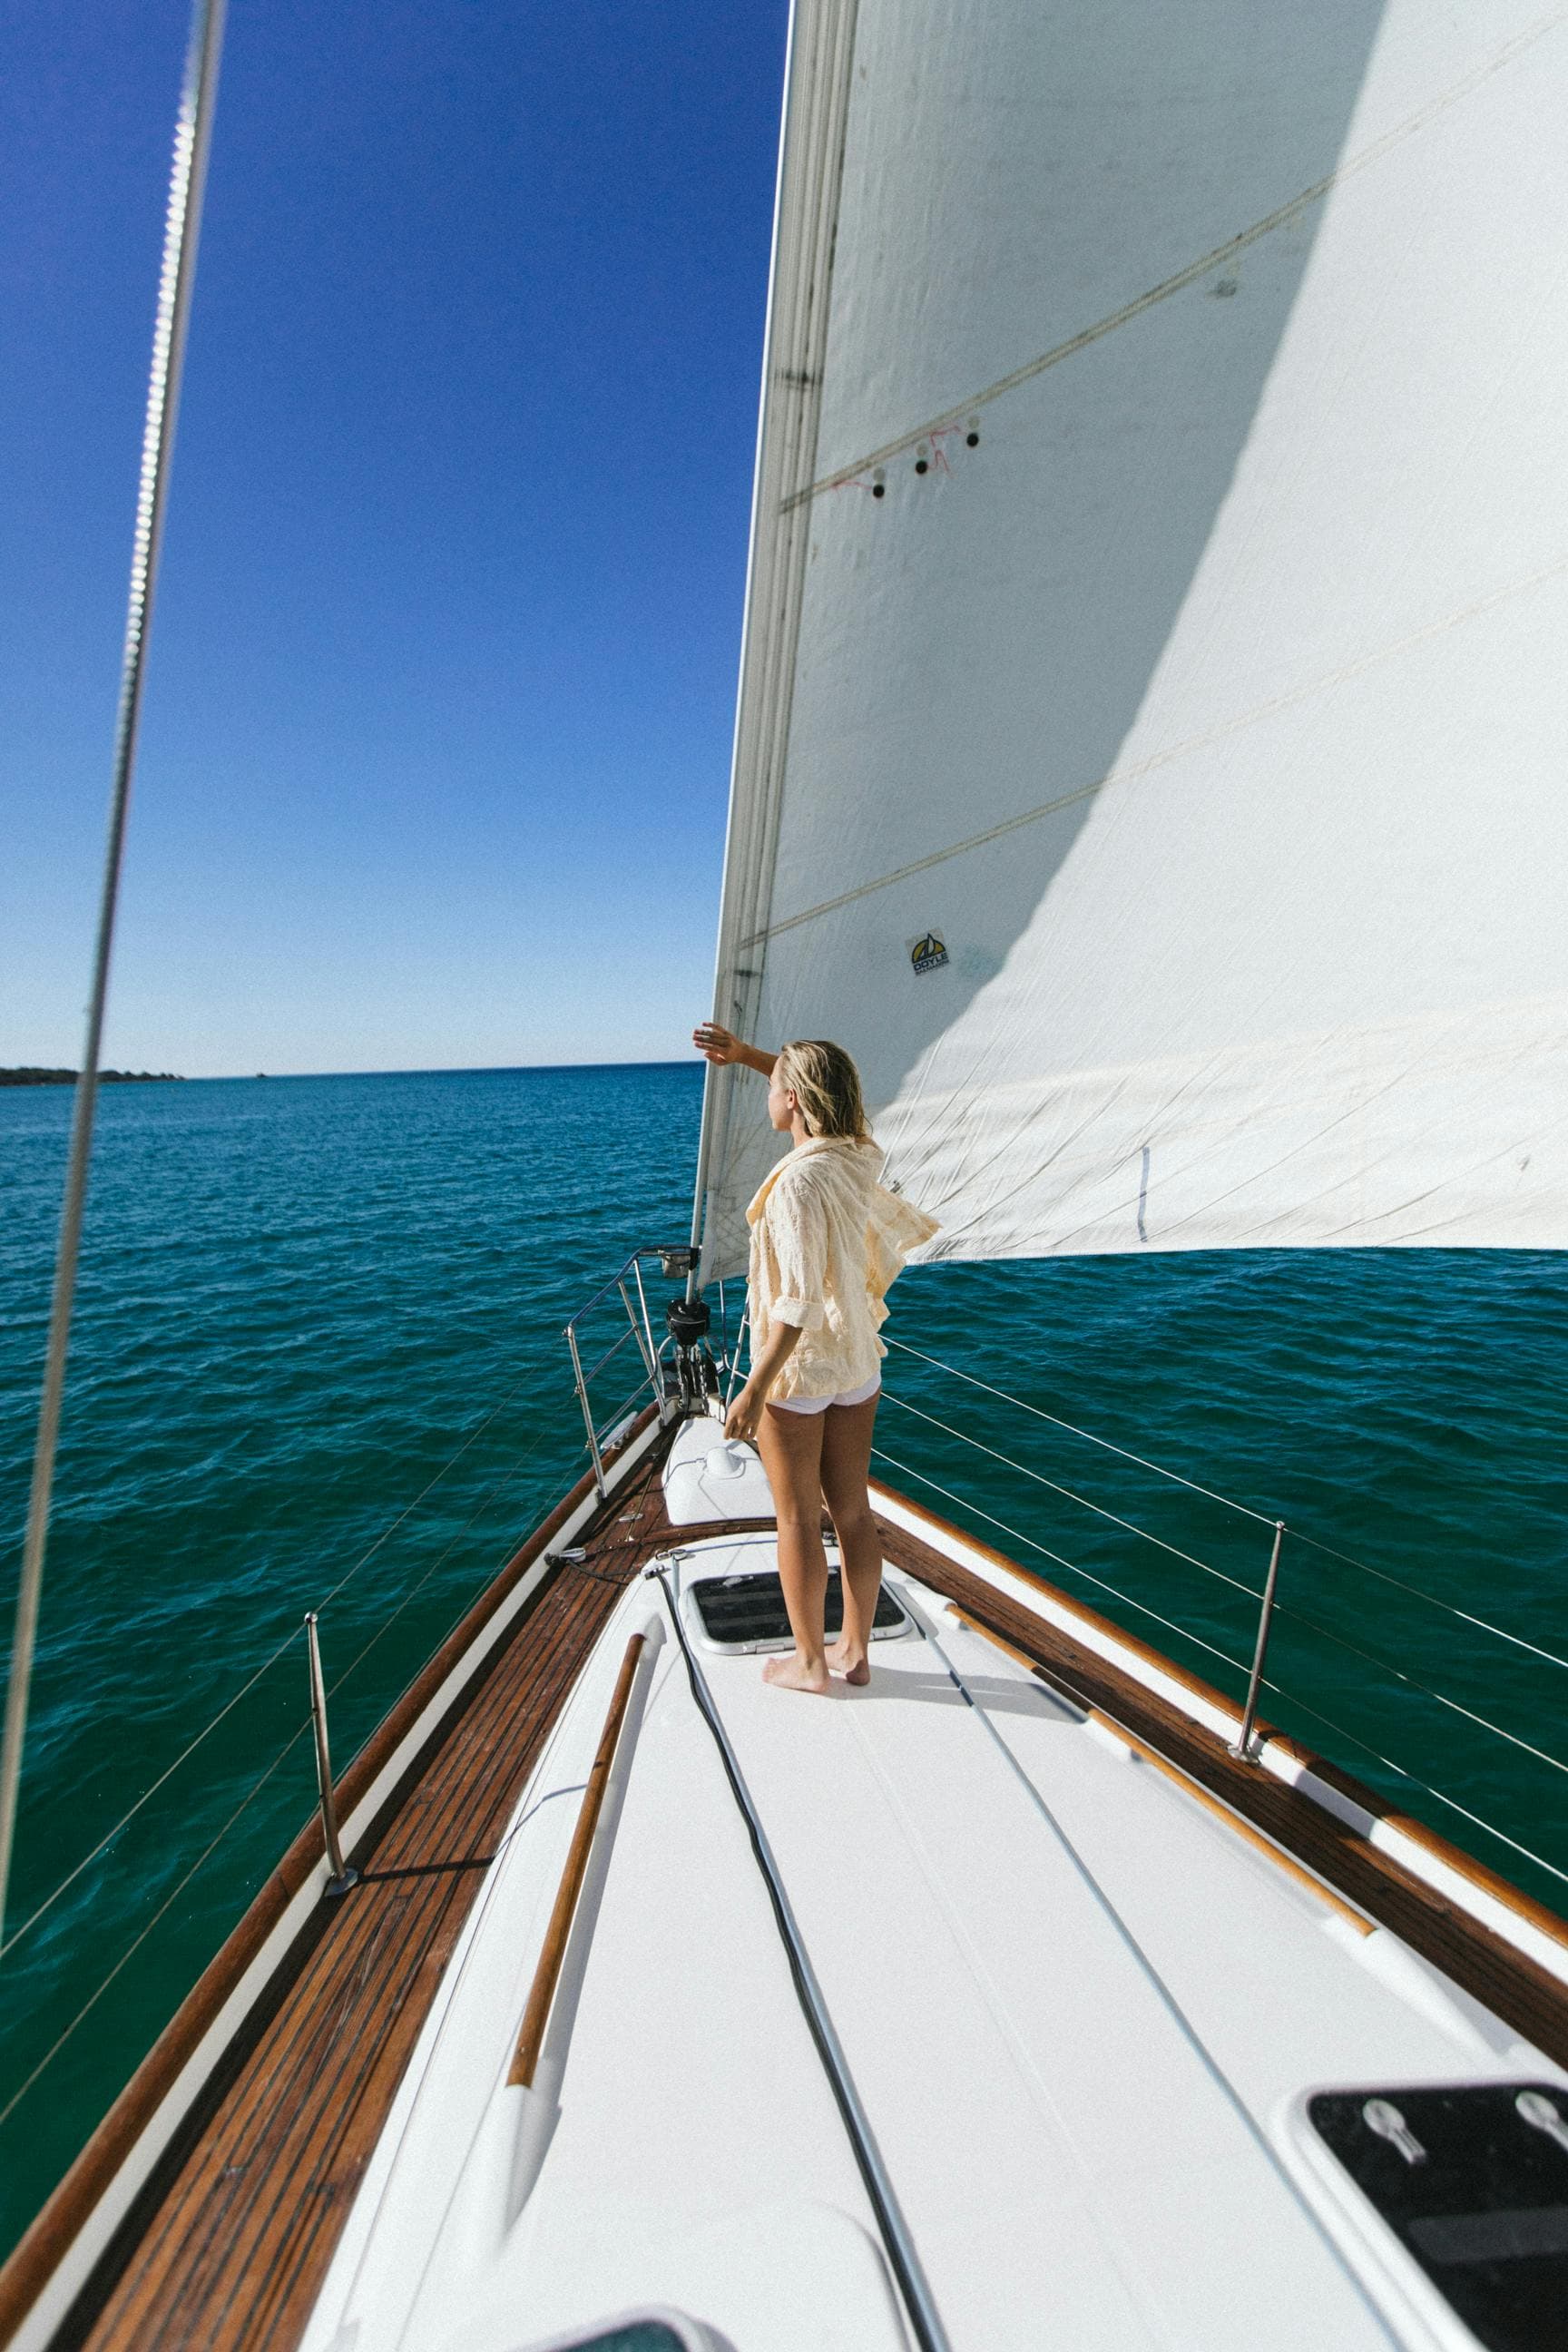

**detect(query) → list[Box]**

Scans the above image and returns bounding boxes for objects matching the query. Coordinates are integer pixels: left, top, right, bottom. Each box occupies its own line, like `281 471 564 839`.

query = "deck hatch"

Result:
1309 2082 1568 2350
688 1567 911 1651
516 2313 718 2352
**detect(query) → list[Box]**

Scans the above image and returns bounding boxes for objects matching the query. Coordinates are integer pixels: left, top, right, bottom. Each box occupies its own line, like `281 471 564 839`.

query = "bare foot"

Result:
826 1639 870 1686
762 1650 831 1694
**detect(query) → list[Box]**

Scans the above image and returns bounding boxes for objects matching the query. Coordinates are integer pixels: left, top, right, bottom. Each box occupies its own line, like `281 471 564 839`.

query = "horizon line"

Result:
1 1056 706 1086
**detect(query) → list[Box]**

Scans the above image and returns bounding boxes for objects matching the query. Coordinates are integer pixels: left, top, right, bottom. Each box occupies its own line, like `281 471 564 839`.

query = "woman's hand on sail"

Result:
693 1023 776 1077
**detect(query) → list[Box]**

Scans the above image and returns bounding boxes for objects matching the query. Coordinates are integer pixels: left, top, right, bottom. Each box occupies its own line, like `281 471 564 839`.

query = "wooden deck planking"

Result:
64 1448 680 2352
20 1431 1568 2349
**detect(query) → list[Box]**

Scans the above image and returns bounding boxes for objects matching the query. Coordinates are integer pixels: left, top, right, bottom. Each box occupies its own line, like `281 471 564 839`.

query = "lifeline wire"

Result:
879 1388 1264 1603
886 1337 1568 1673
0 0 227 1940
1260 1681 1568 1895
0 1352 553 1967
869 1444 1250 1681
3 1398 574 2101
1287 1524 1568 1678
313 1364 550 1615
0 1709 309 2132
881 1385 1568 1779
321 1412 573 1702
0 1622 301 1967
884 1338 1276 1523
875 1444 1568 1893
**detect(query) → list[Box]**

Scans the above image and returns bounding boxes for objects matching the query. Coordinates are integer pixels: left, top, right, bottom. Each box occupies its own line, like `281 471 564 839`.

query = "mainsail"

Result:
696 0 1568 1274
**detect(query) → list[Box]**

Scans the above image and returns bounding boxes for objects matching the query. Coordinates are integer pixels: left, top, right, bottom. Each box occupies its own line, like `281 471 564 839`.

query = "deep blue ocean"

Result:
3 1062 1567 2253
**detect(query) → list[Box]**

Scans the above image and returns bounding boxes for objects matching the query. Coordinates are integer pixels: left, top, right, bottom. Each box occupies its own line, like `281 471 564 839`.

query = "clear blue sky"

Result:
2 0 787 1074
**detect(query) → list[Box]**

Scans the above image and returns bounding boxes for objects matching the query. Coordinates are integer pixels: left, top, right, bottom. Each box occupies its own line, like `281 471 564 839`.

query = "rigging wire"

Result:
0 1709 309 2132
884 1338 1276 1524
886 1338 1568 1675
869 1444 1250 1680
0 1622 301 1967
0 0 228 1940
0 1375 562 1973
879 1388 1264 1602
882 1380 1568 1784
873 1446 1568 1896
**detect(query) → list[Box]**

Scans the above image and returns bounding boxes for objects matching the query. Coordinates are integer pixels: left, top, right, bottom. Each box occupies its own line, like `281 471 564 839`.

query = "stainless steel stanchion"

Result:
1230 1520 1285 1761
305 1612 358 1896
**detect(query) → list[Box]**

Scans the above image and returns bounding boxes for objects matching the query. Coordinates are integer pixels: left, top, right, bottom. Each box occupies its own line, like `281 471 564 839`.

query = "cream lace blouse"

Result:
745 1136 940 1401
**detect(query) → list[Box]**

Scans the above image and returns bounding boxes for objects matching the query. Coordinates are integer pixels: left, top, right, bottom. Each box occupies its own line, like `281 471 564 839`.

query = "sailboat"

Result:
5 0 1568 2347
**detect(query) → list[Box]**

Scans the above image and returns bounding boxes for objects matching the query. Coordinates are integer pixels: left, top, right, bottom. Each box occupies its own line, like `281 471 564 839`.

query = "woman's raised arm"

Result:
692 1023 776 1078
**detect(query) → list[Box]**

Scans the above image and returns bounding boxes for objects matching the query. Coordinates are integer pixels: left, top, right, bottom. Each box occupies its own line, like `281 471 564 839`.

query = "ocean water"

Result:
3 1062 1567 2254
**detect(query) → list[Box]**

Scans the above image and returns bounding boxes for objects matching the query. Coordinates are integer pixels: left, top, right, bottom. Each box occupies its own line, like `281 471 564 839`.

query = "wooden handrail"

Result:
0 1408 661 2349
880 1489 1568 1965
508 1630 647 2088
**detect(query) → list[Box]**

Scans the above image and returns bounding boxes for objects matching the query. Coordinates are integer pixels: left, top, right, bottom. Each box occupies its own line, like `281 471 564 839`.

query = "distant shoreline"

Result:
0 1068 184 1087
0 1062 697 1088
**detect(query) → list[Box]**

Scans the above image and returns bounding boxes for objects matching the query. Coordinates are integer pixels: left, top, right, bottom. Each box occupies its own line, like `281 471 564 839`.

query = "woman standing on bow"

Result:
692 1023 938 1692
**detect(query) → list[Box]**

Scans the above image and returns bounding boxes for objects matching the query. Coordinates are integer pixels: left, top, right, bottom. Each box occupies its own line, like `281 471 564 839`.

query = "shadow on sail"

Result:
711 0 1393 1254
707 2 1568 1261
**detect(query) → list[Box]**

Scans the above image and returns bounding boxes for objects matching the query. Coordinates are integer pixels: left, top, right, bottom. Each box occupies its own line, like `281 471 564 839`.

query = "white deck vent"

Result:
662 1416 774 1525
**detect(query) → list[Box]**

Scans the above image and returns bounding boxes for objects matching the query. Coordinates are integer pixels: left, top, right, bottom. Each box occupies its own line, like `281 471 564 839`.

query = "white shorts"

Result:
769 1374 881 1416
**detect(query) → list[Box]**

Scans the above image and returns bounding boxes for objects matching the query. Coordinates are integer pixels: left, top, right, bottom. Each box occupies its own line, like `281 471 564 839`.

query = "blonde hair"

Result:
776 1039 869 1141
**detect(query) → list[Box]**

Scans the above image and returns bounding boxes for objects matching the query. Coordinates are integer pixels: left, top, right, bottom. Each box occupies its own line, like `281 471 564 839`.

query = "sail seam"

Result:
742 551 1568 946
785 6 1568 509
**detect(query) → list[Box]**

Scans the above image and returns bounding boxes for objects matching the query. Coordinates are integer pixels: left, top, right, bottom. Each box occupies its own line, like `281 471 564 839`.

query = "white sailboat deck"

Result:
302 1504 1561 2352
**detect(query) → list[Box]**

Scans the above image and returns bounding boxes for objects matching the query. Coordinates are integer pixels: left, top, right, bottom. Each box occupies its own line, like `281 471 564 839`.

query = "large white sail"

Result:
697 0 1568 1273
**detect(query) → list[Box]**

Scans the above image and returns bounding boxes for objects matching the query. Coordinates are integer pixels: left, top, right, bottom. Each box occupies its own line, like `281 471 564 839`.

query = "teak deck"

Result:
8 1421 1568 2350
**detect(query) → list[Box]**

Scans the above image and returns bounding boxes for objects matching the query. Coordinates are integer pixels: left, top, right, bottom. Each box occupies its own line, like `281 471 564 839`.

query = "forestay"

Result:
696 0 1568 1273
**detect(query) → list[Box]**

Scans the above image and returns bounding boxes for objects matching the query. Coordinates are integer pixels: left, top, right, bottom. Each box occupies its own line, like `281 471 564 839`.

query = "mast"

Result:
690 0 860 1286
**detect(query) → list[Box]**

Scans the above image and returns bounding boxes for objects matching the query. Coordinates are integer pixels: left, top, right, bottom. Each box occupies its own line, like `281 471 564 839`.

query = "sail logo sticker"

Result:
910 931 949 975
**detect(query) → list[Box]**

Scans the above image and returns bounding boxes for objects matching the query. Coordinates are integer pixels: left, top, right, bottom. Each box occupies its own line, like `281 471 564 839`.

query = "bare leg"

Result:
819 1389 881 1684
756 1404 831 1693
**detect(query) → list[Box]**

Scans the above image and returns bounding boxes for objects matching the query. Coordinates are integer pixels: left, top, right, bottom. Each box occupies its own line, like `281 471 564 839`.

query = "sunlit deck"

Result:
8 1409 1568 2352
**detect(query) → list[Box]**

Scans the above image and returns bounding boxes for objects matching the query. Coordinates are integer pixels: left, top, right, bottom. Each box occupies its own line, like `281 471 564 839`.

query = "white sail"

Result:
697 0 1568 1273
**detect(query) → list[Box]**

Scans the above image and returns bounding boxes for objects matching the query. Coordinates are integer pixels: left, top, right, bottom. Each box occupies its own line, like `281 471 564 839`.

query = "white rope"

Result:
0 0 228 1940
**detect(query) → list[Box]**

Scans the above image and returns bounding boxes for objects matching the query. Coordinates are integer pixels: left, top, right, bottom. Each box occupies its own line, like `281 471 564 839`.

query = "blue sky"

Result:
2 0 787 1074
